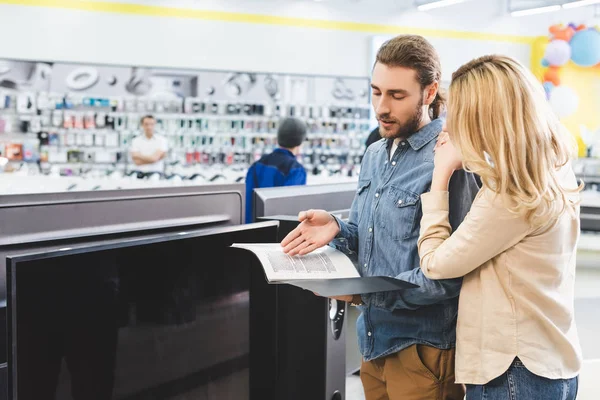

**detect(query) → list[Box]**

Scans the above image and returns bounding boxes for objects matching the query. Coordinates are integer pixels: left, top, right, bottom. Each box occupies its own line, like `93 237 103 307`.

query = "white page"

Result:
231 243 359 282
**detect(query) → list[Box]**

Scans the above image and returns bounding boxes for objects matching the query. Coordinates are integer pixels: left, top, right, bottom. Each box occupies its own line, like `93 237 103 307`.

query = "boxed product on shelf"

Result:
0 58 374 186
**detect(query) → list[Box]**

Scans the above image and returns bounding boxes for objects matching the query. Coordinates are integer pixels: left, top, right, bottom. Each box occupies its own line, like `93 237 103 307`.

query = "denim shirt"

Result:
331 118 480 361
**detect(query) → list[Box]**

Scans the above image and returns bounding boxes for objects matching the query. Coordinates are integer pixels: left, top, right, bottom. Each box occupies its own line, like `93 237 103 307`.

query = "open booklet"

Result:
231 243 418 297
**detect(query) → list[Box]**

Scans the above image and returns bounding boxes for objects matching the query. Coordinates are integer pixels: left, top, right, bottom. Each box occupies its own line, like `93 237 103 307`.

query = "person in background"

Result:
129 115 169 175
364 126 382 152
245 117 307 224
281 35 480 400
418 55 582 400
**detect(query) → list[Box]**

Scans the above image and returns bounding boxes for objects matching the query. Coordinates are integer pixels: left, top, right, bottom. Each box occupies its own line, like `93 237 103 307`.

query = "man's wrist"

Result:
330 214 342 236
350 294 364 306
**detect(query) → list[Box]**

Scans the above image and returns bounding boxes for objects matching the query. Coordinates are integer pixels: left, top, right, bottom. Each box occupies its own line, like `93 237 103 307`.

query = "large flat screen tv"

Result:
6 222 278 400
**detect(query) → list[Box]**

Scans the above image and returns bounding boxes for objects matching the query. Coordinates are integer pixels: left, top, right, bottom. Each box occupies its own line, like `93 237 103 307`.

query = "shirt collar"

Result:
407 118 443 150
386 119 443 151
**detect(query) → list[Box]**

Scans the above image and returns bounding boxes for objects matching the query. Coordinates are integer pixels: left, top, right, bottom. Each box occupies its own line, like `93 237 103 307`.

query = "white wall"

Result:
369 35 533 84
1 4 372 76
0 0 595 78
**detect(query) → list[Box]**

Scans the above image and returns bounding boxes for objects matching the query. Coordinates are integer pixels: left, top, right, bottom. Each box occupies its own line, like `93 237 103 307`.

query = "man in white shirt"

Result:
130 115 169 174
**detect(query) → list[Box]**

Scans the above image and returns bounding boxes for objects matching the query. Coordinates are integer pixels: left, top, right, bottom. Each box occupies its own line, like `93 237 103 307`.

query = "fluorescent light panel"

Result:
510 5 561 16
511 0 600 16
417 0 466 11
562 0 600 8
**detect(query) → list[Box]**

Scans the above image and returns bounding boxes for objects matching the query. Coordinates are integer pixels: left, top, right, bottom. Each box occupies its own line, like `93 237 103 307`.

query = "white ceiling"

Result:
96 0 600 35
111 0 598 15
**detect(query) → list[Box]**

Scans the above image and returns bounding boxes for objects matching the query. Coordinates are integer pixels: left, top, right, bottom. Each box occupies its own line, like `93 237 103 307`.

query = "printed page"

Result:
231 243 360 282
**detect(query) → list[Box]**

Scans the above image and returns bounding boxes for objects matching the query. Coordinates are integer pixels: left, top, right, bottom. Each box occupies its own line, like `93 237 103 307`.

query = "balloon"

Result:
541 59 550 67
543 40 571 66
543 82 555 99
544 67 561 86
550 25 576 42
570 29 600 67
549 86 579 118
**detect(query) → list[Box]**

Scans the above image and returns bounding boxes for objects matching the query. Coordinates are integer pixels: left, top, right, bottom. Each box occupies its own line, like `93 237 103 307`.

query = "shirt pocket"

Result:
353 179 371 226
382 186 420 241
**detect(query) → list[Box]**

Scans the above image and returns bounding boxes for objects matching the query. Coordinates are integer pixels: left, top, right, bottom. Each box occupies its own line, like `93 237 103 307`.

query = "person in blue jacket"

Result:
245 117 307 223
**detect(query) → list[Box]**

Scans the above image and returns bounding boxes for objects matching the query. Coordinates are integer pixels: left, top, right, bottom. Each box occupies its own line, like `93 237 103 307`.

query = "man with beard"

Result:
364 127 382 152
281 35 480 400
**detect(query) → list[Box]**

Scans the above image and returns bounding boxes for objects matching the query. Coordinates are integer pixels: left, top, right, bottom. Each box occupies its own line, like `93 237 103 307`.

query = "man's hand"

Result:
329 295 353 302
152 150 165 162
313 292 353 302
281 209 341 256
132 151 163 165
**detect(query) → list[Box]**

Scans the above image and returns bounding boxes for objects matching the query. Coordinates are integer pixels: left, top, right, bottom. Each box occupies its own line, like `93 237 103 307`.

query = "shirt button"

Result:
397 200 403 205
401 142 406 146
368 331 372 337
375 193 379 198
364 263 367 268
368 227 373 232
392 161 396 166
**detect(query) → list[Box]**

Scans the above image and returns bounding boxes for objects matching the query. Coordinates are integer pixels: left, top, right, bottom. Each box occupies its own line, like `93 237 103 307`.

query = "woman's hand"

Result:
435 132 463 171
432 132 463 191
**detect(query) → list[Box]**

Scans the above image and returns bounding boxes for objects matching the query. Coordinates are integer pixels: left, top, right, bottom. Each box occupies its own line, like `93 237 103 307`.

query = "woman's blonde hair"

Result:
447 55 581 224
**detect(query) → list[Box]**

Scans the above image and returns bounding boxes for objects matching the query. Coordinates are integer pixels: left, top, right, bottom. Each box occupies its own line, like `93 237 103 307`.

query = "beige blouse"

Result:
418 170 582 385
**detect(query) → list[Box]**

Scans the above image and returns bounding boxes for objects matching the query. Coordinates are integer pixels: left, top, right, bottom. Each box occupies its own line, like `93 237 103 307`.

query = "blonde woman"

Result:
418 55 581 400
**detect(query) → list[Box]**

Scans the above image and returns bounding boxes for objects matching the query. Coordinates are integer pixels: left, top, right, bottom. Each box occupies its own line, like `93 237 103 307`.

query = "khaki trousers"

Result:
360 344 465 400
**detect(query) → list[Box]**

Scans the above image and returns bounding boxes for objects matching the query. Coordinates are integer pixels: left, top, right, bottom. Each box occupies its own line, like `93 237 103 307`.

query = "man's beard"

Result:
377 96 424 140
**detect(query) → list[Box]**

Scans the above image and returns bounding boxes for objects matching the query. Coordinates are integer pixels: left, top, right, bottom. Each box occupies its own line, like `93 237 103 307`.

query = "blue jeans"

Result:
466 358 578 400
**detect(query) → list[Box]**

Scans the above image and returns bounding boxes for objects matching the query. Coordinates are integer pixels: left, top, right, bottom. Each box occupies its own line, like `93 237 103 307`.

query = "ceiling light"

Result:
417 0 467 12
510 5 562 16
562 0 600 8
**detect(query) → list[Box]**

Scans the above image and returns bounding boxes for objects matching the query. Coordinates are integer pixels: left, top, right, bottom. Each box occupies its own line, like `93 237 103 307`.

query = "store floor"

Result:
346 267 600 400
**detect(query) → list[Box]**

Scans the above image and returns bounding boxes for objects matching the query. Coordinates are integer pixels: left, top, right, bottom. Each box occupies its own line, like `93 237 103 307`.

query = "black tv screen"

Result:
6 223 278 400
